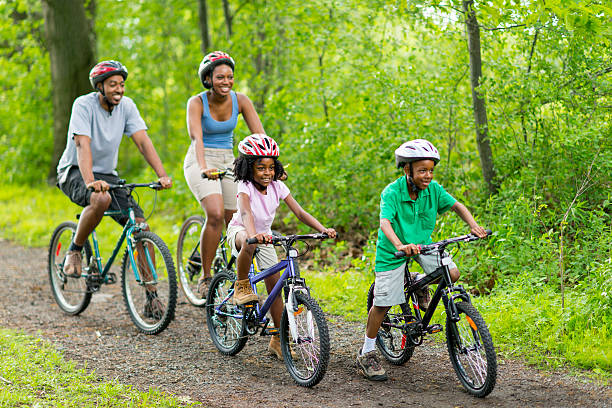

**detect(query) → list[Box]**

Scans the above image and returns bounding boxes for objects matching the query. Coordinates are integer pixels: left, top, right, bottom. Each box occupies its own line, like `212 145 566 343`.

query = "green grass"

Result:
0 328 198 407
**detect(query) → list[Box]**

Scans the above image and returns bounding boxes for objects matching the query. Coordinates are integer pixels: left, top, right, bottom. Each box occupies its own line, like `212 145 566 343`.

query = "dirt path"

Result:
0 238 610 407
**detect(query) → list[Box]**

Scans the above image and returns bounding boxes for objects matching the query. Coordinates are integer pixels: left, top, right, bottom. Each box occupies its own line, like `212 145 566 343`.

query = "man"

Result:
56 60 172 311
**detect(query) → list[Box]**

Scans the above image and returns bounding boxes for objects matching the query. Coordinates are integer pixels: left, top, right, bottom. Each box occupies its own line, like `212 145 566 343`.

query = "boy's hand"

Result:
470 225 487 238
321 228 337 239
398 244 420 257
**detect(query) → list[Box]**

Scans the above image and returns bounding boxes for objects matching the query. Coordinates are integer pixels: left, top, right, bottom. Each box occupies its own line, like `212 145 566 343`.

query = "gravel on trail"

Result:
0 239 610 407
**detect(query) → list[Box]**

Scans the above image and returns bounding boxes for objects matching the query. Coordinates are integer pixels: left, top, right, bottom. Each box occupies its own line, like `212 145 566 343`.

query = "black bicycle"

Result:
366 230 497 397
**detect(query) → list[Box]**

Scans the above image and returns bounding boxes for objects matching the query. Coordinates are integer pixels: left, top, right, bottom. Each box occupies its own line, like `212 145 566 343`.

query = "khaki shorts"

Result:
183 144 237 210
373 252 456 307
226 223 278 270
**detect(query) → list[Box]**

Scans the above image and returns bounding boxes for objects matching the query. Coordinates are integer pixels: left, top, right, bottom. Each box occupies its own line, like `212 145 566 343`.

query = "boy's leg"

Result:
357 305 390 381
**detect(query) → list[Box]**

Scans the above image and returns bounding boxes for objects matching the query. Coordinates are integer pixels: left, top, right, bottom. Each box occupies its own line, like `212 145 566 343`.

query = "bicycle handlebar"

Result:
394 229 492 258
88 181 163 192
201 168 233 180
246 232 330 245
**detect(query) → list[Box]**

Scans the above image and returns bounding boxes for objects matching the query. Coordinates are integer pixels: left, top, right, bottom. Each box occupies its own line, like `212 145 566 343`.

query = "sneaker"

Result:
231 279 258 305
63 250 83 278
197 276 212 299
144 293 165 319
356 348 387 381
268 335 297 360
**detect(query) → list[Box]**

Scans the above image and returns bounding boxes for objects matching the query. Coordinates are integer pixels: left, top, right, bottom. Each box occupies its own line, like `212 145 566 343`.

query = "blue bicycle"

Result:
206 232 331 387
48 181 177 335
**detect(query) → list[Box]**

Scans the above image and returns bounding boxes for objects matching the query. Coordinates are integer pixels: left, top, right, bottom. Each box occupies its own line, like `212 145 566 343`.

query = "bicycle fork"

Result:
285 284 314 343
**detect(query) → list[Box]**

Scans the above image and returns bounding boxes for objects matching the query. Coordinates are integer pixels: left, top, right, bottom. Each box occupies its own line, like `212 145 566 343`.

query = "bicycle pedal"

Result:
106 272 117 284
426 324 443 334
243 302 257 308
266 327 279 336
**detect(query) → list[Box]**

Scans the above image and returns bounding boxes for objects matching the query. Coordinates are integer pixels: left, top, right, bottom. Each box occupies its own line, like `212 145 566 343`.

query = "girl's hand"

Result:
470 225 487 238
321 228 337 239
248 233 273 244
397 243 420 257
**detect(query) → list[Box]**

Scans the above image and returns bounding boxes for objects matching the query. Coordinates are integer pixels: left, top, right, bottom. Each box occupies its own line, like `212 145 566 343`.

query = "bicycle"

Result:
366 230 497 397
176 169 235 307
48 180 177 335
206 232 331 387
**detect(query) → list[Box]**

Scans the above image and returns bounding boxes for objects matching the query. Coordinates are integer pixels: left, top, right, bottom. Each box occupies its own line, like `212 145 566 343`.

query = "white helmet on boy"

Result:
394 139 440 168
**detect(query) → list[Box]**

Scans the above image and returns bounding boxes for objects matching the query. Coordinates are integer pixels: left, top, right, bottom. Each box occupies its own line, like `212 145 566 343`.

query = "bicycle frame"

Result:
85 192 155 285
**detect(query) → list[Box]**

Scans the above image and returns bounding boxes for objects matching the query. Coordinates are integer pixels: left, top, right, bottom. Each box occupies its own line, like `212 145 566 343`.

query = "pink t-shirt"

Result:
229 180 290 234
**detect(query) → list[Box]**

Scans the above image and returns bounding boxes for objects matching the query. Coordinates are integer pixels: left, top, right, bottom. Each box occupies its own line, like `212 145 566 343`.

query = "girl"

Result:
226 134 336 359
183 51 265 299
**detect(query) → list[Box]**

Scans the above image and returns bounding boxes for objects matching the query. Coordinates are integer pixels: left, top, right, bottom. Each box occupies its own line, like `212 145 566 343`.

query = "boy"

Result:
357 139 487 381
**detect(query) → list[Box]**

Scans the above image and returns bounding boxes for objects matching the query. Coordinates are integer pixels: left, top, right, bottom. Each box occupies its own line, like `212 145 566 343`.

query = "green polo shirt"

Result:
374 176 456 272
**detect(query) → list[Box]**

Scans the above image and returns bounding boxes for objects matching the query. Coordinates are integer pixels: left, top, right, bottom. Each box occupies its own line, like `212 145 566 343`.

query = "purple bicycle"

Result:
205 232 331 387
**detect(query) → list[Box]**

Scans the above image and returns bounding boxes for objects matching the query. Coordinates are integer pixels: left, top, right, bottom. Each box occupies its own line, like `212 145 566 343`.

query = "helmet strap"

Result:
97 82 115 115
251 179 267 192
406 164 422 194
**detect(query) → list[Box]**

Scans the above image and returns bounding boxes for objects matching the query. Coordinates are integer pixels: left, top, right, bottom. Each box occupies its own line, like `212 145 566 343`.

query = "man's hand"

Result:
158 176 172 189
321 227 337 239
86 180 109 193
397 243 420 257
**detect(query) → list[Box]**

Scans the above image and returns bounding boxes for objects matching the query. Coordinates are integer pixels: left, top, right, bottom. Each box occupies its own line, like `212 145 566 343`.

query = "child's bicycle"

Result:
48 180 177 335
206 232 331 387
366 230 497 397
176 169 235 307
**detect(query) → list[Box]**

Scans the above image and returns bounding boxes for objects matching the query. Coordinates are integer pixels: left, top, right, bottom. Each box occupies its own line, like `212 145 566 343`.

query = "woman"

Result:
183 51 265 298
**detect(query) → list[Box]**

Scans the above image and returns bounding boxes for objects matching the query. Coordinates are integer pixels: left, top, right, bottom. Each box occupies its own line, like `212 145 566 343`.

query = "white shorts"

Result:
226 223 278 270
183 144 237 210
373 252 456 307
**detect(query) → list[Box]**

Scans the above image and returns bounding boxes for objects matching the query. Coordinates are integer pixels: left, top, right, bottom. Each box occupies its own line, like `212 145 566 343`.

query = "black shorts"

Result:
58 166 144 225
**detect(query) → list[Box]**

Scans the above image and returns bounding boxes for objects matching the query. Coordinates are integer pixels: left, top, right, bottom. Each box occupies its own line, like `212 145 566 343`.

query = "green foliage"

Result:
0 328 198 407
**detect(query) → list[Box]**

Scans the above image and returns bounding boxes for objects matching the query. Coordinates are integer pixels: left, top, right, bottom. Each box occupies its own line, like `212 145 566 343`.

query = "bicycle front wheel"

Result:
176 215 206 307
366 282 414 365
280 292 330 387
48 222 93 315
121 231 177 335
206 271 247 355
446 301 497 397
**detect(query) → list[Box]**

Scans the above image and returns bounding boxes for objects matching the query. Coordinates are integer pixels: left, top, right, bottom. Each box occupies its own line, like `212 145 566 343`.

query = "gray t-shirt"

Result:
57 92 147 181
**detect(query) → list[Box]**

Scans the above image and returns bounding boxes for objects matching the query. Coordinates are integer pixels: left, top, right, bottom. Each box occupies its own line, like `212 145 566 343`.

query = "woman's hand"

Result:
158 176 172 189
202 168 220 180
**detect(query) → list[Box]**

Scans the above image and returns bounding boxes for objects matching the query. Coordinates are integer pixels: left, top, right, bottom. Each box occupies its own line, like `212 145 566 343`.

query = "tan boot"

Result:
232 279 258 305
268 334 297 360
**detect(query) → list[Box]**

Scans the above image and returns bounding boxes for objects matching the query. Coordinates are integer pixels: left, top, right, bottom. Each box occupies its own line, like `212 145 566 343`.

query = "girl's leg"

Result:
232 231 259 304
264 272 283 328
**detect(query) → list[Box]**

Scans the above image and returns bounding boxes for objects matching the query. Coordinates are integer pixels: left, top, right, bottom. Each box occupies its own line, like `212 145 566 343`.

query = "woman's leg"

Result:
198 194 225 281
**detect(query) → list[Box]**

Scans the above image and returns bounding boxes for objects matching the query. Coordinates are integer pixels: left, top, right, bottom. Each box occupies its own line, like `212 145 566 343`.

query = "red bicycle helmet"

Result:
89 60 128 91
198 51 235 88
238 134 279 157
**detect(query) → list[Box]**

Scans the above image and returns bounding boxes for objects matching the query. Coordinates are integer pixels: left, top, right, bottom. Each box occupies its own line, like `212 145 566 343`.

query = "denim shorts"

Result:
58 166 144 225
373 252 456 307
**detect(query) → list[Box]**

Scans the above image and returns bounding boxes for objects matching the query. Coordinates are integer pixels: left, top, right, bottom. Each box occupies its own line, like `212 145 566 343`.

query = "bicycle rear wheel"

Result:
121 231 177 335
280 292 330 387
446 301 497 397
206 271 247 355
366 282 414 365
176 215 206 307
48 222 93 315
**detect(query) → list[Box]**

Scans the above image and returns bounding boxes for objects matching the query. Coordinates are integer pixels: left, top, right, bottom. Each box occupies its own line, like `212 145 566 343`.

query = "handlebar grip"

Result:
246 237 258 244
394 251 406 258
485 229 493 236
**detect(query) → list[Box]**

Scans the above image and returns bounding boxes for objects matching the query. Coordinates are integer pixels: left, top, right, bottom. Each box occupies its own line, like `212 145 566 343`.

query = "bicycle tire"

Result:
205 271 248 355
446 301 497 397
176 215 207 307
366 281 415 365
121 231 177 335
280 292 330 387
48 222 93 315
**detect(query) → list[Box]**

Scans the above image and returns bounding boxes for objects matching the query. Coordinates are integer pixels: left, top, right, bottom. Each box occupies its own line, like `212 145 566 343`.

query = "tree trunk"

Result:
462 0 497 194
42 0 96 185
197 0 211 53
222 0 233 39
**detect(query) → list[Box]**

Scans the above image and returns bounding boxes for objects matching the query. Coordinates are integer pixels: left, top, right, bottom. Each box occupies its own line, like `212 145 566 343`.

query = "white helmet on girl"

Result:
395 139 440 168
238 134 279 157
